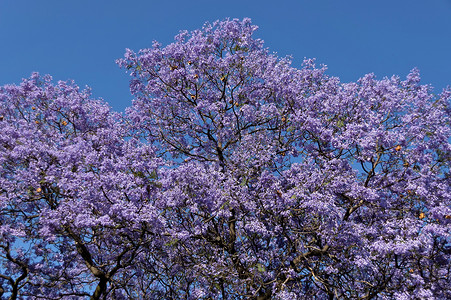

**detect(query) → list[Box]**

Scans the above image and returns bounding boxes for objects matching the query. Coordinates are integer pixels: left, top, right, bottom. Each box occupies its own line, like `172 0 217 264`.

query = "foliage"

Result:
1 18 450 299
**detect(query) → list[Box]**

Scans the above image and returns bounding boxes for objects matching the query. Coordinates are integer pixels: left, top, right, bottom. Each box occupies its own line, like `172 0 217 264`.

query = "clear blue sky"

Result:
1 0 450 112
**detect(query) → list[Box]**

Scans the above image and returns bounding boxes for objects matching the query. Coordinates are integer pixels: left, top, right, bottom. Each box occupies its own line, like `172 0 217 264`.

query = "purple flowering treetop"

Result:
1 18 451 299
0 74 165 299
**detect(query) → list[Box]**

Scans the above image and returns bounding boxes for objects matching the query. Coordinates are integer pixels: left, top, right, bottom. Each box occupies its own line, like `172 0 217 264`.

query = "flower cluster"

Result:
1 19 450 299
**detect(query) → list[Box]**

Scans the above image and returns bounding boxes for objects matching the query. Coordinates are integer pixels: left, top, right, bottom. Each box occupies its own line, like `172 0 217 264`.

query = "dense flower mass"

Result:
1 18 450 299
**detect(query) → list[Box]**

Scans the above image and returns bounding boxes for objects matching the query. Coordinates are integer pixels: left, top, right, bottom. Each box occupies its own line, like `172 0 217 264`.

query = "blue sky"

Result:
1 0 450 112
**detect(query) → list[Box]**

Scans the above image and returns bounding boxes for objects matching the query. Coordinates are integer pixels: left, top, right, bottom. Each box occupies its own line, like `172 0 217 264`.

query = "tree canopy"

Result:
0 18 450 299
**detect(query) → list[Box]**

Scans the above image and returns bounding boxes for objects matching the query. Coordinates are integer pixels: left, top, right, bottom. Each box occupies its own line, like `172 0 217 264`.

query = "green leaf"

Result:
149 170 158 179
220 200 230 210
256 263 266 272
164 239 179 247
135 171 145 178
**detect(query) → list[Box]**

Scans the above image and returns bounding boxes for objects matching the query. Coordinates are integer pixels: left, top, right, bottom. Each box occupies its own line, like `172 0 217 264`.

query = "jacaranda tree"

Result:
1 18 450 299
